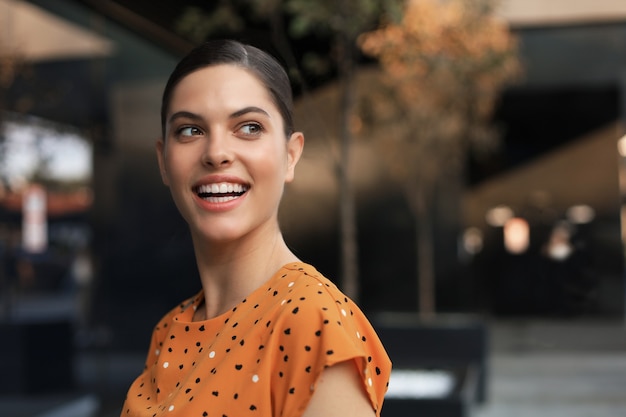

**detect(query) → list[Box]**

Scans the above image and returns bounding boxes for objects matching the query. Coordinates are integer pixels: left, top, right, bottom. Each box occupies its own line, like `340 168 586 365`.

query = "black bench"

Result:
372 313 489 417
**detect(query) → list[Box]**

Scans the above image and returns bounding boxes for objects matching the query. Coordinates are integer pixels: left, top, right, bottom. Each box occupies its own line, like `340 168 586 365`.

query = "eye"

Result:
238 123 263 137
177 126 203 137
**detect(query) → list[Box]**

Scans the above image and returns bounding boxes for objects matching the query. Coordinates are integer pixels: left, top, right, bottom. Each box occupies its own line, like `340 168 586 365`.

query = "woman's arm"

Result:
302 360 377 417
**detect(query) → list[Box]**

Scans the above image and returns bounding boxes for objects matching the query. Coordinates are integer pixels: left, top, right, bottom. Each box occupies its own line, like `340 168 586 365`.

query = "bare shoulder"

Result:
302 360 377 417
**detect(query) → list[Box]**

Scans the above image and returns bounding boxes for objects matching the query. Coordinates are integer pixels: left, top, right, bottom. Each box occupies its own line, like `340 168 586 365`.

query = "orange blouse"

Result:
121 262 391 417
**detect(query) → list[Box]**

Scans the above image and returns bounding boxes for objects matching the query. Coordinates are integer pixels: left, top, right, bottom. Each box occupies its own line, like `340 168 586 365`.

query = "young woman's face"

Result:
157 64 303 244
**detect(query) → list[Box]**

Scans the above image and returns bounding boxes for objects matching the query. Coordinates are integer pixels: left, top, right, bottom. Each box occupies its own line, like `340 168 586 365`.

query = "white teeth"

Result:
205 196 238 203
197 182 248 195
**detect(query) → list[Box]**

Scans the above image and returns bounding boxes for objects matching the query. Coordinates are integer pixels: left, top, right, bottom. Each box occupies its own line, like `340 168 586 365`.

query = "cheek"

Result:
264 146 290 182
163 152 191 187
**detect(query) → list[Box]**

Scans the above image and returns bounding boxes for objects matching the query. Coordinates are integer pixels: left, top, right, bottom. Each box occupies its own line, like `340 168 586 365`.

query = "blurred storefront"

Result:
0 0 625 361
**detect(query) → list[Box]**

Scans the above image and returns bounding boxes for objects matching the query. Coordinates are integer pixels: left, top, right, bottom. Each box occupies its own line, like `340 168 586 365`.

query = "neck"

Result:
190 226 298 320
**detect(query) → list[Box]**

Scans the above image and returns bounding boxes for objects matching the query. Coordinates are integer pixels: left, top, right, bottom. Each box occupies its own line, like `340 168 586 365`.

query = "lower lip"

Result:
193 191 247 212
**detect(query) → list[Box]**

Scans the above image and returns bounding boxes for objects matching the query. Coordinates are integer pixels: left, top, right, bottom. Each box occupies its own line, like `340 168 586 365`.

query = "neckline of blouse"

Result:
173 261 314 326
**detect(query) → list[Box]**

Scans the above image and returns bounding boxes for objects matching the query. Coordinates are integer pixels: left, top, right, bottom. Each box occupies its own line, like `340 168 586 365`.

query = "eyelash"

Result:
175 126 203 138
172 121 265 141
237 122 264 137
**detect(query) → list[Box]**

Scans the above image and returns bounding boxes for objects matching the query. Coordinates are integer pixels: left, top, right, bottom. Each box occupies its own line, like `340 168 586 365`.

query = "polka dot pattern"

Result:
121 263 391 417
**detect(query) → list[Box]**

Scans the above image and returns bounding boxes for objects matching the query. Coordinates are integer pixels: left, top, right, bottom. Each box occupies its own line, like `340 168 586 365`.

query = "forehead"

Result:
168 64 276 113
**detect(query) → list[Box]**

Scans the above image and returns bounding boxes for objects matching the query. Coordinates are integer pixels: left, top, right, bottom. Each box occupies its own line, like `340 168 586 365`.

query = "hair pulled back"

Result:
161 39 294 139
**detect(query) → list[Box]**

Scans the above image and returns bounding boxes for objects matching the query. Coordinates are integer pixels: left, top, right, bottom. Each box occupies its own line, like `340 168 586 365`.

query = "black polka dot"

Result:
122 265 389 416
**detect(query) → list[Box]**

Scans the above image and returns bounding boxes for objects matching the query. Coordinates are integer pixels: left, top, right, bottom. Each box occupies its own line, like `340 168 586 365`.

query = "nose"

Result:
201 132 233 167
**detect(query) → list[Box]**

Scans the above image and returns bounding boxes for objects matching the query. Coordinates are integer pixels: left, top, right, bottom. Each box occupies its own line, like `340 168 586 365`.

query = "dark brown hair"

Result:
161 39 294 138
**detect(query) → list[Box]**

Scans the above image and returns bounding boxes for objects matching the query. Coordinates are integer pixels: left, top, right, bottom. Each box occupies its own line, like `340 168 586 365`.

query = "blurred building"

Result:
0 0 624 355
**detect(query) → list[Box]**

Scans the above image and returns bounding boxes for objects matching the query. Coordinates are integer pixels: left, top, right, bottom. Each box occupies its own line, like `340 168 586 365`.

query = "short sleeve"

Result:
268 274 391 417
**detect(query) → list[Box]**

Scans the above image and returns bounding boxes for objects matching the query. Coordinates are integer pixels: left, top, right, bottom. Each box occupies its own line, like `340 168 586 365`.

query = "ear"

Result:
285 132 304 183
156 139 170 186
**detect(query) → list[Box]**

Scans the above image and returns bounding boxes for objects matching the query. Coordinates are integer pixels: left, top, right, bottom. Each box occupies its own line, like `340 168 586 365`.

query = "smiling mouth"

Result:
194 182 249 203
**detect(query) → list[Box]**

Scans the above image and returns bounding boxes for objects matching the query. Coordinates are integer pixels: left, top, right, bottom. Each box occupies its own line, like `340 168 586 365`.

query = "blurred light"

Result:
618 134 626 157
386 369 454 399
462 227 484 255
22 184 47 253
485 205 514 227
545 221 573 261
503 217 529 254
566 204 595 224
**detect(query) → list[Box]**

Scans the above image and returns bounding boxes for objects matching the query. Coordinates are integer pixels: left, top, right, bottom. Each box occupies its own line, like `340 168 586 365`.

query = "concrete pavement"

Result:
475 320 626 417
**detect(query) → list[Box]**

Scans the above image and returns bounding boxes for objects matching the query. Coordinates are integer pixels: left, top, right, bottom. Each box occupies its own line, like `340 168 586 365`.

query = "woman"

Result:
121 39 391 417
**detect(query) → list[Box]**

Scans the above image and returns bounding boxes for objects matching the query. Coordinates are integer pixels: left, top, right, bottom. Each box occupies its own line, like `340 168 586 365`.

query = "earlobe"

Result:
156 139 170 186
285 132 304 183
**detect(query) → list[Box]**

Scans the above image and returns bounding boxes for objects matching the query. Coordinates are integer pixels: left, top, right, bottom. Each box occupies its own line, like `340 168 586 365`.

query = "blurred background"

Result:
0 0 625 416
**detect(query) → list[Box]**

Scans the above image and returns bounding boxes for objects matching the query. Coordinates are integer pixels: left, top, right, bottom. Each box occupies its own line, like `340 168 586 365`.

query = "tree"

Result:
359 0 521 317
174 0 403 301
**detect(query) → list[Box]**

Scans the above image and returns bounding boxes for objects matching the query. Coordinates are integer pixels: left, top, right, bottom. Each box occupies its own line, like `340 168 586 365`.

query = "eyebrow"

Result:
168 111 203 125
168 107 271 125
229 106 271 119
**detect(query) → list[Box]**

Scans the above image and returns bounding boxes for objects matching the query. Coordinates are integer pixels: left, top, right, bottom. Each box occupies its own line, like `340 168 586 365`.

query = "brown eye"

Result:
178 126 203 137
239 123 263 136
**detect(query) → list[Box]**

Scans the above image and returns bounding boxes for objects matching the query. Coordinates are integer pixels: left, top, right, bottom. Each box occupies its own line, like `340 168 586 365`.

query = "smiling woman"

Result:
120 40 391 417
